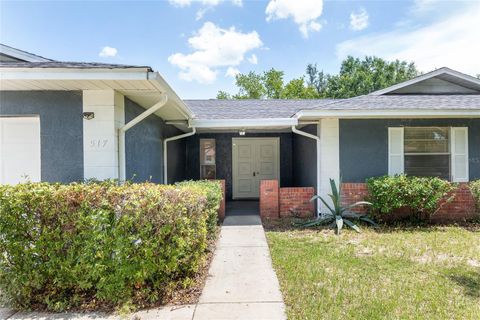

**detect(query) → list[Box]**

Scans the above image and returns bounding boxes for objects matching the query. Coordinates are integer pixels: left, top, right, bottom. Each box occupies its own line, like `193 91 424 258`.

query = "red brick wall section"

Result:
260 180 279 219
435 183 476 222
279 187 315 218
341 182 477 223
341 183 370 214
216 180 226 221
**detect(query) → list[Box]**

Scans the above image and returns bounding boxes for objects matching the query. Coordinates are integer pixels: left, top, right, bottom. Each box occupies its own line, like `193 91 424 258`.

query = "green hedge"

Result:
470 180 480 211
175 180 223 237
0 180 222 311
366 175 455 222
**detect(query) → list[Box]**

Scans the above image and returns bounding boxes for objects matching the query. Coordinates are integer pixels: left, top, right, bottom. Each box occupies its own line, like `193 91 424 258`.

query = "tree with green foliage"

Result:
216 90 231 99
281 77 319 99
322 56 419 98
263 68 284 99
216 56 419 99
306 63 329 96
232 71 265 99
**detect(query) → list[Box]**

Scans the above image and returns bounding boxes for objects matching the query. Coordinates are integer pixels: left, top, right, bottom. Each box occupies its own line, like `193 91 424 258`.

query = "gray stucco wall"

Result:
124 98 185 184
185 132 293 200
292 124 317 190
0 91 83 182
340 119 480 182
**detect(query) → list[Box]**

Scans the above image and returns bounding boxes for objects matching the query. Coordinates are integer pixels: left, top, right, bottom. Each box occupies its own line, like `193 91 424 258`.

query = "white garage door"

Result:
0 117 41 184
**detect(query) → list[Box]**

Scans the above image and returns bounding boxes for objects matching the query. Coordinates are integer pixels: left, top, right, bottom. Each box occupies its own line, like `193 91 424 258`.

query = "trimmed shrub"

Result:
366 175 455 222
0 180 222 311
175 180 223 237
470 179 480 211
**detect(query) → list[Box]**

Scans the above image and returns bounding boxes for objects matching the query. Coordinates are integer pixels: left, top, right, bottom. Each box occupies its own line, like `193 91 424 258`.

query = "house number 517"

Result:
90 139 108 149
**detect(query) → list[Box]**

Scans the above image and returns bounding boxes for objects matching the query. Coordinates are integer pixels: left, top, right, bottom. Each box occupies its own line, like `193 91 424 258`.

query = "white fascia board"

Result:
370 67 480 96
189 118 298 129
147 71 194 118
0 44 51 62
0 68 151 80
296 109 480 119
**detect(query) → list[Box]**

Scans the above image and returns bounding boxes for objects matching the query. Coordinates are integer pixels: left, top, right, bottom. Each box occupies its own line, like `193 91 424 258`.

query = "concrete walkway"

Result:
1 215 286 320
193 214 286 319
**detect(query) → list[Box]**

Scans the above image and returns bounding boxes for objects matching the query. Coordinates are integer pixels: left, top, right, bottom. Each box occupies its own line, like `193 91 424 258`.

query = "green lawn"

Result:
266 226 480 320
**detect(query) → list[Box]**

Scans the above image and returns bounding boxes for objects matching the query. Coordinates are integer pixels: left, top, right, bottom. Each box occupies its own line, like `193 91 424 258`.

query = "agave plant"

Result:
299 178 376 234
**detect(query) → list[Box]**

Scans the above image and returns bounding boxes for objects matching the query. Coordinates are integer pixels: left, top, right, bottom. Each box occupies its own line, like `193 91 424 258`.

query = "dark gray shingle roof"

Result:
316 95 480 110
185 95 479 119
185 99 338 119
0 61 152 70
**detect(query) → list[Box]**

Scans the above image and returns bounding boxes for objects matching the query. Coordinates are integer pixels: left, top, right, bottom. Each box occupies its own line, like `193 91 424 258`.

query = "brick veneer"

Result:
341 183 369 214
260 180 280 218
260 180 315 219
341 182 477 222
279 187 315 217
217 179 226 221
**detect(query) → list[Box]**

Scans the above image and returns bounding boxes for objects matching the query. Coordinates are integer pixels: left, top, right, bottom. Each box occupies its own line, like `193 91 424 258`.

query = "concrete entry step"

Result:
226 201 259 216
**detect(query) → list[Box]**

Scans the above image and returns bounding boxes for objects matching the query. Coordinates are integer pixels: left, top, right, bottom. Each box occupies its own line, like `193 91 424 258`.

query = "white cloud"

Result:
336 3 480 74
225 66 240 77
98 46 117 57
350 8 369 31
168 22 262 84
170 0 242 20
196 7 209 20
265 0 323 38
169 0 192 7
247 54 258 64
411 0 441 15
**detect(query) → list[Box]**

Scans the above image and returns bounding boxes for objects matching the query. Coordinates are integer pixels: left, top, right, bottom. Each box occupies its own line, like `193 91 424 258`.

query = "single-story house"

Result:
1 44 479 220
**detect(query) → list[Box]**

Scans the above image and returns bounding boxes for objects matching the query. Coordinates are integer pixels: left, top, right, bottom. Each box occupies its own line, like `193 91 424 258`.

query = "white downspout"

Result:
292 125 321 217
163 127 196 184
118 94 168 182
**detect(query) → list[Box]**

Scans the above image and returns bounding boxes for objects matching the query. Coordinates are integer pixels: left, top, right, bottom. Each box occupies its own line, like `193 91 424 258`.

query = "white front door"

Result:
0 117 41 184
232 138 280 199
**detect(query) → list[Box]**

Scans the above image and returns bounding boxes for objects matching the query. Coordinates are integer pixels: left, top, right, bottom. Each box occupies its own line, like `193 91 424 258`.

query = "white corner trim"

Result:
189 118 298 129
369 67 480 96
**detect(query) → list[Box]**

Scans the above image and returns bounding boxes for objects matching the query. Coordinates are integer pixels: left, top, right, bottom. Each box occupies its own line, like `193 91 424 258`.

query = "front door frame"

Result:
232 137 280 199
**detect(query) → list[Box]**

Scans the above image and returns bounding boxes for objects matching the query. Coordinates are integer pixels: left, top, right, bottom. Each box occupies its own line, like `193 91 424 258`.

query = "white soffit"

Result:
189 118 298 129
0 68 193 122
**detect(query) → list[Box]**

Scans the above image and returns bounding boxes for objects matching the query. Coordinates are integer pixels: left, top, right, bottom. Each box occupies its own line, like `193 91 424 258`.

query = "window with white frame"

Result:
404 127 450 179
200 139 216 179
388 127 469 182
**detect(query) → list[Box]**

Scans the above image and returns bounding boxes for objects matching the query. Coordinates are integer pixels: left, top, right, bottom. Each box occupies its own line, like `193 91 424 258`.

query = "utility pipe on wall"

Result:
163 127 196 184
118 94 168 182
292 125 321 217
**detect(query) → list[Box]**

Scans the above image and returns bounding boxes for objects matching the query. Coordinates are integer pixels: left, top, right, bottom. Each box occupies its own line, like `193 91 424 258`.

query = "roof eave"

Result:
148 71 194 119
295 108 480 119
369 67 480 96
0 44 52 62
0 67 152 80
189 118 298 129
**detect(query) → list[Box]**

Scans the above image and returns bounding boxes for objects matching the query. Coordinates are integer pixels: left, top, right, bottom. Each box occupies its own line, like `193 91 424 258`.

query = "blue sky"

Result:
1 0 479 98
